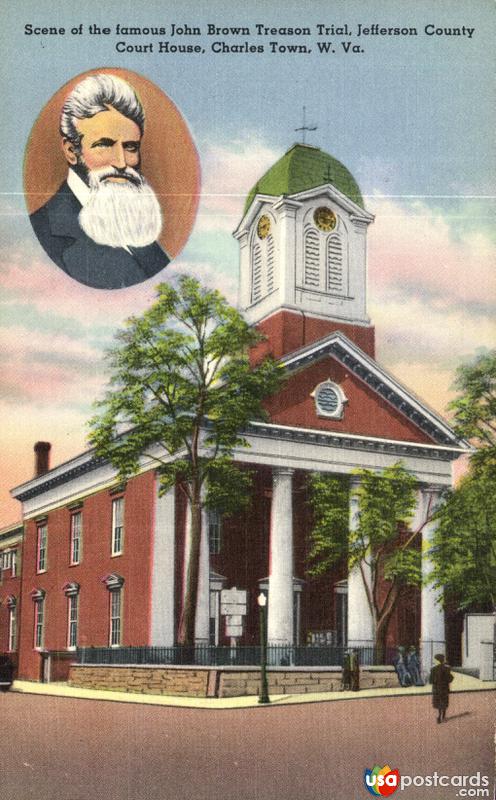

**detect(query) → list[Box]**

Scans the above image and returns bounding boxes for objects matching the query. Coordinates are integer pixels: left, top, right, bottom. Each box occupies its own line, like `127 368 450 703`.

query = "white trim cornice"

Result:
280 330 463 447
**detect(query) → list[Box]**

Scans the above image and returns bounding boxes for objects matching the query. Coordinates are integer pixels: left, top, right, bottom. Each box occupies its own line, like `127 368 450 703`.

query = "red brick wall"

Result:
17 470 156 681
250 309 376 364
265 357 435 444
0 553 22 660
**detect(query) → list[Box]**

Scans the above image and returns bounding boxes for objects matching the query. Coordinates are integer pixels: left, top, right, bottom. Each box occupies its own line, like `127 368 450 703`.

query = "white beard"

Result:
78 167 163 249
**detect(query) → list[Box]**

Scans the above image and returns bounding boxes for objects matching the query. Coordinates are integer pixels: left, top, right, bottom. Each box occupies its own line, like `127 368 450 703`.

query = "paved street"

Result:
1 689 494 800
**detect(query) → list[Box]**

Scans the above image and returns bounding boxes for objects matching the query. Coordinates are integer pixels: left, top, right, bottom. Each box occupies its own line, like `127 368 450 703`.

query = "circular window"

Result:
313 380 346 419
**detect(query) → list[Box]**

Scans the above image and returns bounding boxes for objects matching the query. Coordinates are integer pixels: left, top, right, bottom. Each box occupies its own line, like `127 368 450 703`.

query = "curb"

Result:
9 674 495 711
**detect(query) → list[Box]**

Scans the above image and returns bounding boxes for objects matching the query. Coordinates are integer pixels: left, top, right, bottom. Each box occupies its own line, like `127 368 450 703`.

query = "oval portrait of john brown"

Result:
24 67 201 290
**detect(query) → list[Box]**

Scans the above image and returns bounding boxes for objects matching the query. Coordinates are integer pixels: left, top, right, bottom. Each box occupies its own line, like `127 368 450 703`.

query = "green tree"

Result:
429 350 496 612
307 463 432 661
448 349 496 470
430 465 496 612
89 276 282 646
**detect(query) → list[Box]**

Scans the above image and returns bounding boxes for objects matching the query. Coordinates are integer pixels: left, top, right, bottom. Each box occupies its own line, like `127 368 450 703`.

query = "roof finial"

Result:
295 106 317 144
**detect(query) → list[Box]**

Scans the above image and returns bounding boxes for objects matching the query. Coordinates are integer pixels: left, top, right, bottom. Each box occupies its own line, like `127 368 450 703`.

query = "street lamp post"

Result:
257 592 270 704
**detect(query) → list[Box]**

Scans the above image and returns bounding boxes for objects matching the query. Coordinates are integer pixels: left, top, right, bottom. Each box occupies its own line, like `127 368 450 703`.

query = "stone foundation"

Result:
69 664 397 698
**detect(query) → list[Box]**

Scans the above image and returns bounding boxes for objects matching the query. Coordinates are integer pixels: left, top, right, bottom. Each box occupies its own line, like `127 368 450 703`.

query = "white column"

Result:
347 478 374 646
267 467 294 646
274 198 299 307
416 486 445 674
150 484 176 646
183 499 210 644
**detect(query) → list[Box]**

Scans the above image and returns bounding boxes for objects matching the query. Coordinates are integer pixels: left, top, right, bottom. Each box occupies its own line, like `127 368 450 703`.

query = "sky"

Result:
0 0 495 526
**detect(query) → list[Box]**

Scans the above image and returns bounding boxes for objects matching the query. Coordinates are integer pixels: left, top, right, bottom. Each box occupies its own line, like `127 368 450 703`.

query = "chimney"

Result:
34 442 51 477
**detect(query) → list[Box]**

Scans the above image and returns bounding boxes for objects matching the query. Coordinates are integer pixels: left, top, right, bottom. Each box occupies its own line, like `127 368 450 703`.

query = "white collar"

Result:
67 168 90 206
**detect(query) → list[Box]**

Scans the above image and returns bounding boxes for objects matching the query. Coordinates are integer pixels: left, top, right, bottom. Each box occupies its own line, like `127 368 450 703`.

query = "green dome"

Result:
244 143 364 213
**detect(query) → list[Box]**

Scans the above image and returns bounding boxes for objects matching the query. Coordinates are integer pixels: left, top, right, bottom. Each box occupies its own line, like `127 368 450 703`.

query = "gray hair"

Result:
60 73 145 148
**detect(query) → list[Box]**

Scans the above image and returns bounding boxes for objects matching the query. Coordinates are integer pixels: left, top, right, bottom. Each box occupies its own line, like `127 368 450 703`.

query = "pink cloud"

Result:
1 251 162 327
368 198 495 309
196 138 279 229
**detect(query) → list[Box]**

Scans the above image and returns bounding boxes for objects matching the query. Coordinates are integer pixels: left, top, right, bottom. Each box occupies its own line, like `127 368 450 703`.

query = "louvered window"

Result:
266 236 274 294
304 230 320 287
251 244 262 302
327 234 343 293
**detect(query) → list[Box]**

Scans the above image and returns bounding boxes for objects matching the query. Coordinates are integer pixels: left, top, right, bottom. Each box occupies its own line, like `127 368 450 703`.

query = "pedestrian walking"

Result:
429 653 453 723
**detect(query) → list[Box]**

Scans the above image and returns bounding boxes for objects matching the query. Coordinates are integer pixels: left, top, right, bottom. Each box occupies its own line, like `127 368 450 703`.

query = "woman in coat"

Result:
429 653 454 722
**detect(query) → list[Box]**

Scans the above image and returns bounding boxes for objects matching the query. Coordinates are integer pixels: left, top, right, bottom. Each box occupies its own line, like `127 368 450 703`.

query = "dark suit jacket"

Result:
429 663 453 709
30 181 169 289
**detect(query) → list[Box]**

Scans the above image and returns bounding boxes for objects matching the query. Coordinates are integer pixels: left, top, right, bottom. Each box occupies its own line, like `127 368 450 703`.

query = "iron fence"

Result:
76 643 398 667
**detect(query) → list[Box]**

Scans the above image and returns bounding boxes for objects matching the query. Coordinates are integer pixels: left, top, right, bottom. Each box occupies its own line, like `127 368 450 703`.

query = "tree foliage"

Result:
428 349 496 612
89 276 283 643
448 349 496 470
306 474 349 576
430 465 496 611
307 463 427 657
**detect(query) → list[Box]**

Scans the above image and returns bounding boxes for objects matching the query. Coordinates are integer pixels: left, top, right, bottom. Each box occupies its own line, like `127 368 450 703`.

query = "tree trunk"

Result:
374 618 389 665
179 481 202 649
374 583 401 664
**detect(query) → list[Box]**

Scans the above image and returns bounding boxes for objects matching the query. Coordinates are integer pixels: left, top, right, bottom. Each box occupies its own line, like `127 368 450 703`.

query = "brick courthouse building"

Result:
7 144 466 683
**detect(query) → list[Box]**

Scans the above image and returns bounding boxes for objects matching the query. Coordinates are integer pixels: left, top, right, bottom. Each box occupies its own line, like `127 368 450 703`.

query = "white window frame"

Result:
8 603 17 651
70 511 82 565
34 596 45 649
311 380 347 420
208 510 222 555
109 588 122 647
67 593 79 650
111 497 124 556
36 524 47 573
1 549 16 575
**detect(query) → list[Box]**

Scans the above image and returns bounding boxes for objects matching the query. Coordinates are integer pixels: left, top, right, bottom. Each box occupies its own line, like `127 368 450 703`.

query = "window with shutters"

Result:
302 213 348 296
266 235 275 294
304 229 320 287
327 234 344 293
250 221 277 304
251 243 263 302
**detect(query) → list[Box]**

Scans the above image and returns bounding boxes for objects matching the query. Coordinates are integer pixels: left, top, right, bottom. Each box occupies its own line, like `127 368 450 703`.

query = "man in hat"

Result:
429 653 454 723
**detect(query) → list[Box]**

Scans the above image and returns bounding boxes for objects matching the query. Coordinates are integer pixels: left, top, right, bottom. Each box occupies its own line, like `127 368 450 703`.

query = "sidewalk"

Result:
10 670 495 710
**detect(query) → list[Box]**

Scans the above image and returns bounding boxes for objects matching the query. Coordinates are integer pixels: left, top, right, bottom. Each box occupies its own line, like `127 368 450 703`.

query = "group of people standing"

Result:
393 646 424 687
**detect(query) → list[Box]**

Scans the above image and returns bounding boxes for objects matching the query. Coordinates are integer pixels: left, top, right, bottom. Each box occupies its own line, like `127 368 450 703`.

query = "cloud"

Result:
0 324 106 408
367 197 496 315
195 136 280 232
172 259 238 305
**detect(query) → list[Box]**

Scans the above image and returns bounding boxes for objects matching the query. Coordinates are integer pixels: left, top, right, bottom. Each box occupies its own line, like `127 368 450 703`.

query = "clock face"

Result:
314 206 337 232
257 214 271 240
